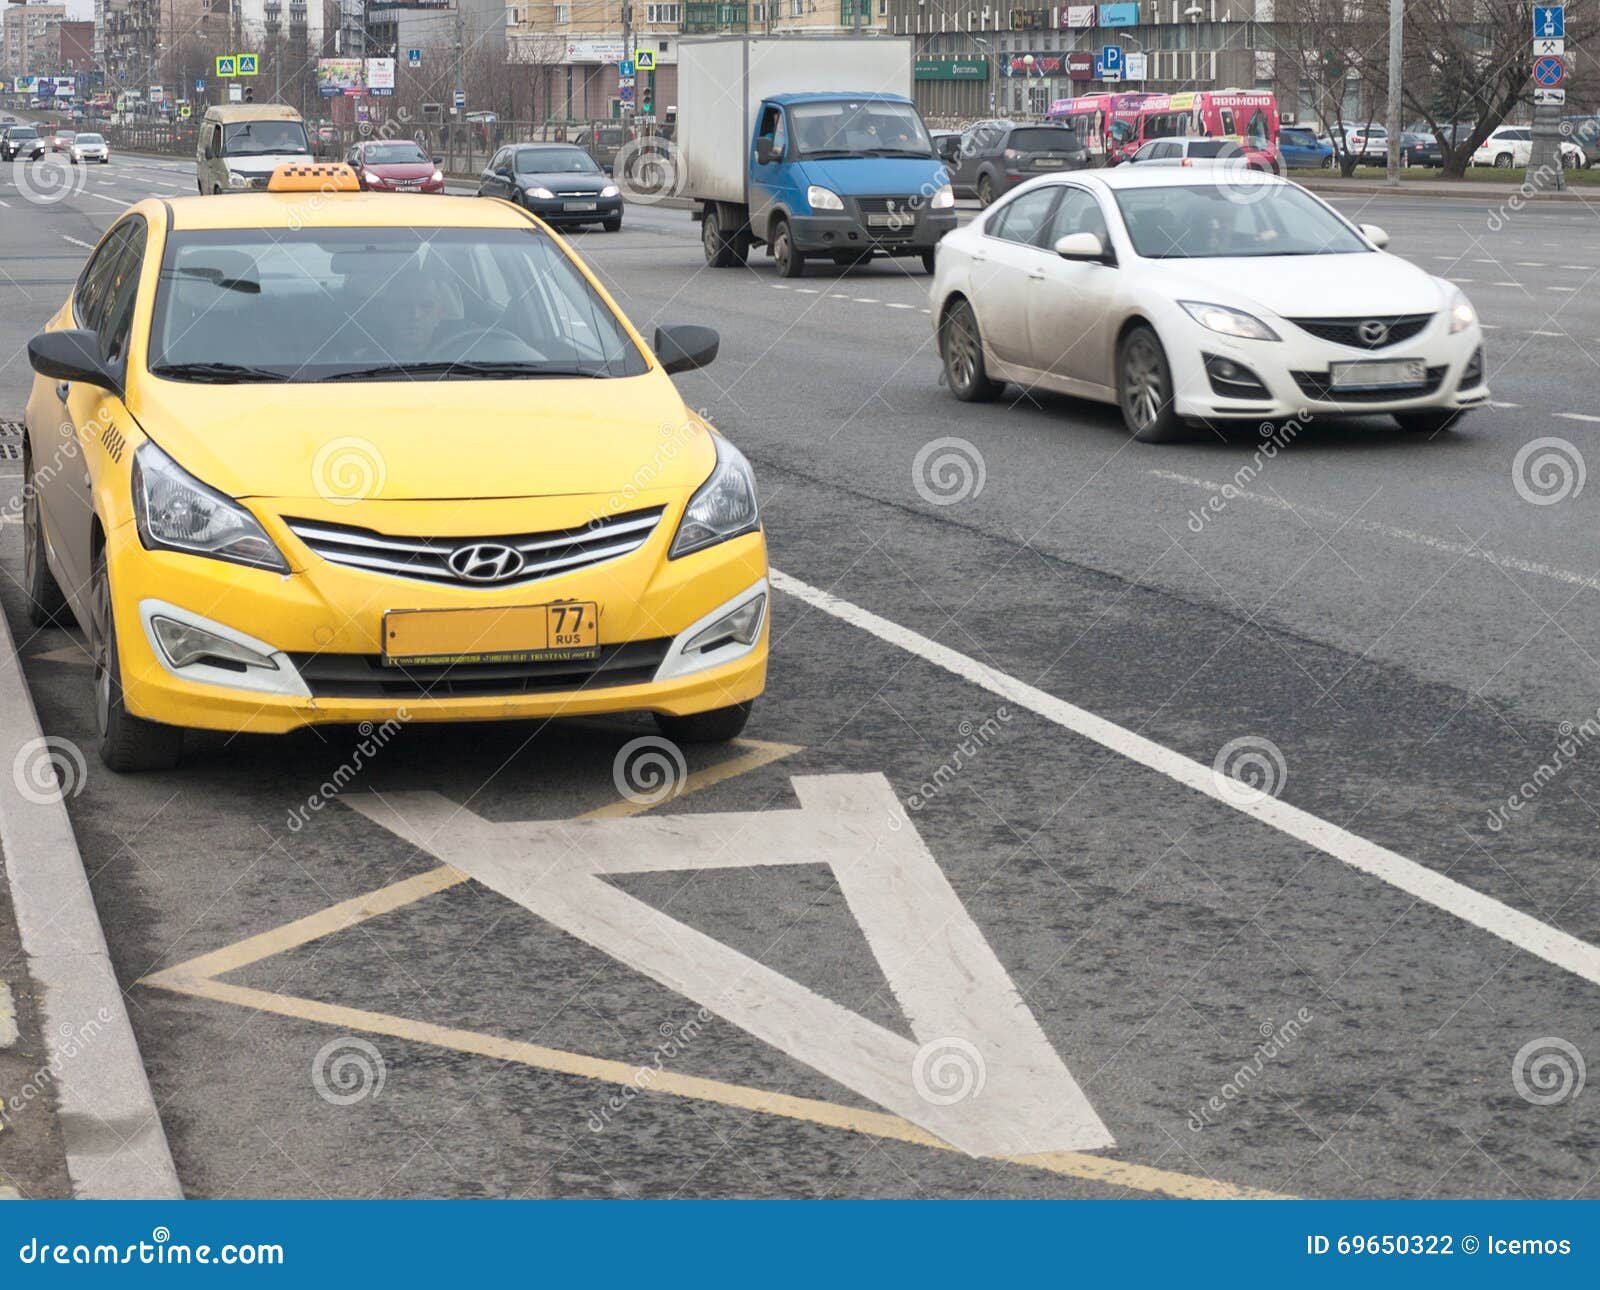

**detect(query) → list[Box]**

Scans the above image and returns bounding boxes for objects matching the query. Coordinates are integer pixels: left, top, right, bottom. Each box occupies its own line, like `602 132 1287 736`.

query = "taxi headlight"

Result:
930 184 956 209
1179 301 1282 342
227 170 250 188
132 441 288 572
1447 286 1477 333
669 437 759 559
807 185 844 211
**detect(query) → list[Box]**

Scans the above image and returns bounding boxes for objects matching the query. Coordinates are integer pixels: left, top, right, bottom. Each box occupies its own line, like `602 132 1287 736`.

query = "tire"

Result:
1392 408 1464 435
1320 154 1333 169
771 218 806 278
21 442 69 629
939 298 1002 402
976 173 995 207
921 250 936 274
603 215 622 231
701 206 745 267
89 546 184 772
1117 324 1187 443
655 702 753 744
1494 152 1513 169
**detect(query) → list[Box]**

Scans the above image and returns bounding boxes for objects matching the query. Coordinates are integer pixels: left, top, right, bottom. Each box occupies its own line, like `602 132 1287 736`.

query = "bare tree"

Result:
1270 0 1388 177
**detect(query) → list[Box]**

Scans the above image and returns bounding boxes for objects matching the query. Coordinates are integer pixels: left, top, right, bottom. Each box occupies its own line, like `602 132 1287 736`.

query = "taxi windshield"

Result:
1114 184 1370 259
148 227 649 382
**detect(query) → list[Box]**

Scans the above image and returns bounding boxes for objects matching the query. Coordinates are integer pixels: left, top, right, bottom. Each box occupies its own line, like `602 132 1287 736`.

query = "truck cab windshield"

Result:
789 100 933 159
223 121 311 157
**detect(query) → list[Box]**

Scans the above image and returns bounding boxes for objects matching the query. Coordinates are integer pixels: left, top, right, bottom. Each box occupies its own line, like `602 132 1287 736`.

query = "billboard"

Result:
366 57 396 96
1060 4 1096 25
316 57 364 97
13 75 37 94
1098 2 1139 25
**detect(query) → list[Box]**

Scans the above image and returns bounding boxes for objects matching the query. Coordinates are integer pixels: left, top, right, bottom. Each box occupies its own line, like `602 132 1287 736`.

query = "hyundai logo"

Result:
1358 319 1391 346
447 543 524 583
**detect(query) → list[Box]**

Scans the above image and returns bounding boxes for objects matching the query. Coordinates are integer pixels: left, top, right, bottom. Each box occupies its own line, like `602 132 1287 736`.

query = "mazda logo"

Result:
447 543 524 583
1358 319 1391 346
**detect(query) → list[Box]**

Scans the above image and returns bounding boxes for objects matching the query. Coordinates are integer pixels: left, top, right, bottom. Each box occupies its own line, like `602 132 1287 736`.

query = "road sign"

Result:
407 49 422 68
619 59 634 78
237 54 258 76
1535 86 1567 105
216 56 236 78
635 50 655 71
228 82 242 103
619 85 634 103
453 89 466 108
195 78 205 93
1101 44 1123 74
179 104 191 119
619 75 635 89
1533 6 1564 38
1534 55 1566 87
1534 37 1565 55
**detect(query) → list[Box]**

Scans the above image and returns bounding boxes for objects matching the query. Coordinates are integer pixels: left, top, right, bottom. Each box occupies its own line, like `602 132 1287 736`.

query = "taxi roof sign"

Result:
266 162 361 193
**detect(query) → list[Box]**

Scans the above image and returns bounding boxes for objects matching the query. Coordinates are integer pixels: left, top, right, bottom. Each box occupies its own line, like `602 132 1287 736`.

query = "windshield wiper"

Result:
864 148 936 158
149 361 289 383
319 360 615 382
799 149 856 159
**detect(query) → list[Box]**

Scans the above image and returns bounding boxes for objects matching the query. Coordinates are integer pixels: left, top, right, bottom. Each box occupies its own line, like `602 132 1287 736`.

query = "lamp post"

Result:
1185 3 1202 84
1022 52 1035 116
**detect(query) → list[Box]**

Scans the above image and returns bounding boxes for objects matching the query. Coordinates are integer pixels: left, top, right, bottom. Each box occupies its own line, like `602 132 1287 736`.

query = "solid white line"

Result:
1150 470 1600 594
1530 330 1566 337
60 235 94 249
1555 412 1600 424
0 198 9 208
770 568 1600 990
0 982 17 1048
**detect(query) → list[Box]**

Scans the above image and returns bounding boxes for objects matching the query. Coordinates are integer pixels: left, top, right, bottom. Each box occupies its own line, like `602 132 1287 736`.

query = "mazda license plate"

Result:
1328 359 1427 390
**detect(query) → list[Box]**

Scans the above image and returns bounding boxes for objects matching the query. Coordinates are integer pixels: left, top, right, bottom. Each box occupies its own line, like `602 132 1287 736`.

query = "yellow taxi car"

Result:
22 164 767 771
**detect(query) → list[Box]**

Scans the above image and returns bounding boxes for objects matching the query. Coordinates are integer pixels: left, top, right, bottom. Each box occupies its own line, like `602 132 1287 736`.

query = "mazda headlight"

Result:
930 184 955 209
1447 285 1477 334
669 437 759 559
807 185 844 212
132 441 288 572
526 185 555 199
227 170 249 188
600 183 620 197
1180 301 1281 341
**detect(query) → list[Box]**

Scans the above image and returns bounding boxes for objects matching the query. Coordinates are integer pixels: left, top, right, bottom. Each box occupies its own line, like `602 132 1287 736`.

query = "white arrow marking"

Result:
346 773 1113 1157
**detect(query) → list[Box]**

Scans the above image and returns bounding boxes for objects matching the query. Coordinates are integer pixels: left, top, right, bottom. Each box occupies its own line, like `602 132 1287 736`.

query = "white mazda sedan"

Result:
930 166 1488 441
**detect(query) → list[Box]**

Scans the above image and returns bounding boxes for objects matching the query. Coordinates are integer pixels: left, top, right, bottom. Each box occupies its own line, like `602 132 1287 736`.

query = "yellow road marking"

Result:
136 736 1289 1201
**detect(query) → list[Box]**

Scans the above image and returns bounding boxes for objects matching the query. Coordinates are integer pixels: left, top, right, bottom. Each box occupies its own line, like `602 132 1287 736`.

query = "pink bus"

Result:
1048 90 1281 172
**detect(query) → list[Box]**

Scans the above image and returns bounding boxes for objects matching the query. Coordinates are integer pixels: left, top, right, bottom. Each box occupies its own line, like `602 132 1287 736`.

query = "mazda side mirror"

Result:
655 324 719 375
1054 232 1111 263
1359 223 1389 249
28 328 121 395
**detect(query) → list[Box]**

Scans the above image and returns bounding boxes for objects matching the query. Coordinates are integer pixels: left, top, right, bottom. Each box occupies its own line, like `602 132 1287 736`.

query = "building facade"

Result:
2 3 68 81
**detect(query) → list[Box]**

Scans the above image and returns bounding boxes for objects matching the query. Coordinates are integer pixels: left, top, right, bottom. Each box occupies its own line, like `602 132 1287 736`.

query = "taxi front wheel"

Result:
655 702 753 744
90 548 184 773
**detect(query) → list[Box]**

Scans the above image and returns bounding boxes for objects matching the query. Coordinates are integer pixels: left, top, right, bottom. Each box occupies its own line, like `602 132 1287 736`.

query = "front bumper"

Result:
788 206 954 256
1167 316 1489 421
106 502 768 735
523 194 623 222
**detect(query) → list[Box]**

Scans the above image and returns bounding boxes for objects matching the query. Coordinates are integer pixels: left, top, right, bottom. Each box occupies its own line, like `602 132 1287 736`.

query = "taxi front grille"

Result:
289 638 671 699
282 507 665 589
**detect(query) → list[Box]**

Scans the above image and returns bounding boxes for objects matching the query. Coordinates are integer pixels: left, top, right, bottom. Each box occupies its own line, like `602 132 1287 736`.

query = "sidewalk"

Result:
1298 174 1598 201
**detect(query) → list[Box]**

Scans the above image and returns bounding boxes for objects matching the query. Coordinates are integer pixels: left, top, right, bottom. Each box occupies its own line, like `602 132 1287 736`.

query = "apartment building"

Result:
508 0 891 122
2 3 68 81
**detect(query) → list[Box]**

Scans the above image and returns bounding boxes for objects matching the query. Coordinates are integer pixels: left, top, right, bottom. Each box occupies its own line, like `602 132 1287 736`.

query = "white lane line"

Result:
1550 287 1578 293
0 198 9 208
1489 400 1519 408
0 981 17 1048
886 303 914 310
1516 262 1547 267
60 235 94 249
1555 412 1600 424
1449 278 1475 284
853 297 879 304
1150 469 1600 594
771 568 1600 990
794 288 818 294
1530 330 1566 338
1493 281 1522 288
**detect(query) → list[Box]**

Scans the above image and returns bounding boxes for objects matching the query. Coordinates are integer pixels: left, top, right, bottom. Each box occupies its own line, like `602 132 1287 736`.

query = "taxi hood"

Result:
128 370 718 502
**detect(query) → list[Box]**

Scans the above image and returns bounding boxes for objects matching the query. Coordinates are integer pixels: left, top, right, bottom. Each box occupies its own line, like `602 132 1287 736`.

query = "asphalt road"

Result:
1 153 1597 1199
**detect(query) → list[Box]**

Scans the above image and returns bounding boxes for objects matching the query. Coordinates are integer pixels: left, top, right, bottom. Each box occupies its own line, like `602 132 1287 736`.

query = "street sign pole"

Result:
1385 0 1402 186
1528 6 1568 191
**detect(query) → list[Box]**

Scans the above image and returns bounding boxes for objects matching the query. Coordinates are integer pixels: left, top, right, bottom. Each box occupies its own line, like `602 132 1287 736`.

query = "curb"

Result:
1298 178 1594 201
0 607 182 1199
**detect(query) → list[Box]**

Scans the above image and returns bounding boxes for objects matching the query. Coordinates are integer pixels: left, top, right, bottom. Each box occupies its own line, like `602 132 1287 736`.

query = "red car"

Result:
345 140 445 193
50 129 76 153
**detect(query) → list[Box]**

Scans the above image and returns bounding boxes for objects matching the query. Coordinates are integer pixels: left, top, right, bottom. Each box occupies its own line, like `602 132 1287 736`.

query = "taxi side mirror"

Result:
655 324 719 375
28 328 121 395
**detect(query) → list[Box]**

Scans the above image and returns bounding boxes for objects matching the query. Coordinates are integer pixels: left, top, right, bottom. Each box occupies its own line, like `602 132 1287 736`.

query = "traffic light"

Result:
244 86 254 103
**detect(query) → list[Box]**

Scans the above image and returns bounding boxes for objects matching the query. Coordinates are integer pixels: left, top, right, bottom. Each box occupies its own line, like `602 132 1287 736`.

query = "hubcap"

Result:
703 215 718 258
1123 337 1164 429
946 310 978 390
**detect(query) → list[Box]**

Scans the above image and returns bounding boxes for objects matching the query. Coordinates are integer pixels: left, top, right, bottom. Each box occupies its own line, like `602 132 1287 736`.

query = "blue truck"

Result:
677 36 956 277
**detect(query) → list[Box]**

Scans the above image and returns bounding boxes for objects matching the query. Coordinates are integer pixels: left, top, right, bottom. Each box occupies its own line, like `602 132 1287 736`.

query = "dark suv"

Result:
1 125 46 161
949 123 1089 206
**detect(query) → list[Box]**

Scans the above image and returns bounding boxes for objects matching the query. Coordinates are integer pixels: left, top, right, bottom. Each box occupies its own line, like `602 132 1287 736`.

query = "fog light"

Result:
1203 353 1271 399
151 616 279 673
682 595 766 655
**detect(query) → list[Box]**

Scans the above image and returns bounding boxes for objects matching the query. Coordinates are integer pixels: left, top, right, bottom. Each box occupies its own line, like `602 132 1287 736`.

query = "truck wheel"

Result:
772 220 806 278
976 174 995 207
702 208 744 267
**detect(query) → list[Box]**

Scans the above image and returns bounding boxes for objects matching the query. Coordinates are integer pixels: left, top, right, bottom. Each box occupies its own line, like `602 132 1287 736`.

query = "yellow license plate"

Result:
381 601 599 667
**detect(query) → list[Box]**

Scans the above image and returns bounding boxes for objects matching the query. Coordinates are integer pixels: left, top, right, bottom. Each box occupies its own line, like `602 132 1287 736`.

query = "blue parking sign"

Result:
1534 6 1564 38
1101 44 1123 73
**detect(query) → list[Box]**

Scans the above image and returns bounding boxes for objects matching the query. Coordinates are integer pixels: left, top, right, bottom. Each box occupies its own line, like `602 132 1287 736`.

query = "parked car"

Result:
345 139 445 193
1125 137 1258 169
1397 132 1442 168
1471 125 1584 169
478 143 623 230
1561 115 1600 167
948 123 1089 206
573 121 632 174
1277 126 1333 169
1326 123 1387 164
